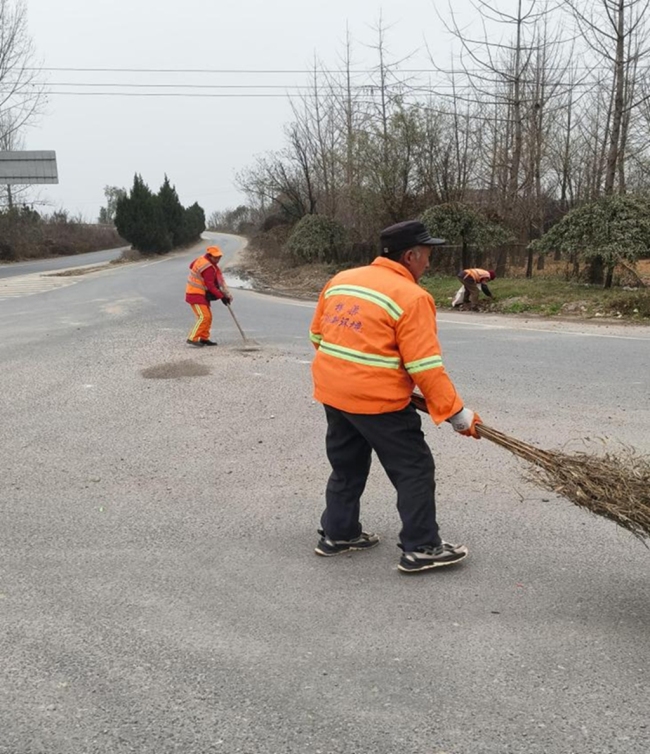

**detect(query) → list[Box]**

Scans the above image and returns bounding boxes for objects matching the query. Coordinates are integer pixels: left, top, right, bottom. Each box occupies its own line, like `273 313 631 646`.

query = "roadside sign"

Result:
0 151 58 184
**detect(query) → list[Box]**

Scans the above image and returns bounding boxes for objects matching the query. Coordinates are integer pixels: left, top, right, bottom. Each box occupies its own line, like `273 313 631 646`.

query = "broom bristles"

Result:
411 394 650 542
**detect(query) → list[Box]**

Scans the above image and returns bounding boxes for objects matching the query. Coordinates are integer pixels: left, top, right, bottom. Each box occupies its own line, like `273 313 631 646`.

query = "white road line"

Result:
437 314 650 341
244 291 650 341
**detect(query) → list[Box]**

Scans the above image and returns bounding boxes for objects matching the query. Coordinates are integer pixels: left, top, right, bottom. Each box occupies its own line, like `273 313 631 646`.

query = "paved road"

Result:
1 234 649 754
0 246 129 279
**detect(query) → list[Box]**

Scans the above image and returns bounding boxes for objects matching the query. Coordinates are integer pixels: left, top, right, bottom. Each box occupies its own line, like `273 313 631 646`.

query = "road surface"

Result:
0 245 129 279
1 233 648 754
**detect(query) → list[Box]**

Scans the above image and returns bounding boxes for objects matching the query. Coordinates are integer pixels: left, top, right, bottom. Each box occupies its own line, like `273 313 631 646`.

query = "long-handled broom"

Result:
410 393 650 542
225 303 261 352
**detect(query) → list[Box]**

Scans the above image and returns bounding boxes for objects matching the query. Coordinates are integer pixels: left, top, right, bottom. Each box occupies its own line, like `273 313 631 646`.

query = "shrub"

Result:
530 194 650 287
0 206 124 261
286 214 348 264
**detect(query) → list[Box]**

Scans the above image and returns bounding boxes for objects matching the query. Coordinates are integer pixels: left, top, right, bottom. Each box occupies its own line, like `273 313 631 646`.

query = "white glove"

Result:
448 408 482 438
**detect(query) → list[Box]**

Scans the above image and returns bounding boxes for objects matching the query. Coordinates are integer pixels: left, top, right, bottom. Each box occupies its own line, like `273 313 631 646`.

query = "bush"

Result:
286 214 348 264
530 194 650 287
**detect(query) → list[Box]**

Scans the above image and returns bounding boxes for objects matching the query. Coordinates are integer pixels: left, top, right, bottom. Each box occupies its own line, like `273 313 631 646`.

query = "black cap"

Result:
380 220 445 255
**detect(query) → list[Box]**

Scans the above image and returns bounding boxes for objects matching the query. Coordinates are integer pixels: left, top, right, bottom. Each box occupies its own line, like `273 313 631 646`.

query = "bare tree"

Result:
0 0 47 208
0 111 22 207
430 1 567 251
562 0 650 194
0 0 47 141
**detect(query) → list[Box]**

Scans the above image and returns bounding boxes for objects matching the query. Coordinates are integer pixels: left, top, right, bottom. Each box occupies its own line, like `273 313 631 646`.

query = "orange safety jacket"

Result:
309 257 464 423
462 268 492 284
186 255 226 303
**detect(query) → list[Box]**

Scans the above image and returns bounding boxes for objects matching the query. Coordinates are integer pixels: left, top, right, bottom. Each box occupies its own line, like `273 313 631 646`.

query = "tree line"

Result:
233 1 650 285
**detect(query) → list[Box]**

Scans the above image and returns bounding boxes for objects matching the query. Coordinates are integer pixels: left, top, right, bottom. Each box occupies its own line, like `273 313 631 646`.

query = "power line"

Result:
25 64 642 74
1 78 619 95
30 91 558 122
29 67 435 74
44 91 299 98
37 80 610 90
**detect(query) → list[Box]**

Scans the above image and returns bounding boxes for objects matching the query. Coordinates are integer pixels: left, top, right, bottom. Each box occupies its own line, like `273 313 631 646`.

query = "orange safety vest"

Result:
463 268 491 283
186 256 214 296
309 257 464 423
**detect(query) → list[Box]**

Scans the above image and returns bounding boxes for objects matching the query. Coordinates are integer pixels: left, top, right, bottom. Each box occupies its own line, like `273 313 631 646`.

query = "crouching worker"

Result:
185 246 232 347
457 267 495 311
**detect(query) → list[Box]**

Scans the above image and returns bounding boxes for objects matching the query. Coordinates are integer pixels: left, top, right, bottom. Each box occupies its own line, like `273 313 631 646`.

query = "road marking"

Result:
240 291 650 340
0 272 78 300
437 314 650 341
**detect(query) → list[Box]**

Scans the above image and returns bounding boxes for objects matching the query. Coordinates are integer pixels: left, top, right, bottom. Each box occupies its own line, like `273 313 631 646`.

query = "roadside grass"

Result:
421 275 650 321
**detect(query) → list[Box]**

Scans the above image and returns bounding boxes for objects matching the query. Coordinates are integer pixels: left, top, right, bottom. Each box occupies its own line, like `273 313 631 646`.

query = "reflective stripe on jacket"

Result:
185 255 226 302
309 257 464 423
462 268 491 283
186 257 212 296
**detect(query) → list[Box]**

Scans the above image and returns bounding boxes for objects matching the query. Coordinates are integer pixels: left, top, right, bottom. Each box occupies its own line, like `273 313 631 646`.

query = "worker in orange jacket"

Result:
457 267 495 310
309 220 482 574
185 246 232 347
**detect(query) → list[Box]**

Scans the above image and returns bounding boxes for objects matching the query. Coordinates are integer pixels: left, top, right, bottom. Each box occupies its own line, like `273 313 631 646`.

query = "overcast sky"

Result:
23 0 482 220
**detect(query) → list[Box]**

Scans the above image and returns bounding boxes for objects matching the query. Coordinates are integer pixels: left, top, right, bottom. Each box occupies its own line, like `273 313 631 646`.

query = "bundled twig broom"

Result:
410 393 650 542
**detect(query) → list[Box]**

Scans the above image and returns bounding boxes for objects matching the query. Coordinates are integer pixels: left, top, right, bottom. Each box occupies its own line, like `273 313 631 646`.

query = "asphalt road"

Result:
0 246 129 279
1 233 649 754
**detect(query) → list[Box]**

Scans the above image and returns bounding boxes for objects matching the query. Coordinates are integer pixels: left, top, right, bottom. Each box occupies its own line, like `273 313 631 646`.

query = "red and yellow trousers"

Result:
187 303 212 342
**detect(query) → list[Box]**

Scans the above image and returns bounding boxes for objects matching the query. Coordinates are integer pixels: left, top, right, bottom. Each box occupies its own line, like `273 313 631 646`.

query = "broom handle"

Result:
226 303 248 343
411 391 500 440
410 392 543 462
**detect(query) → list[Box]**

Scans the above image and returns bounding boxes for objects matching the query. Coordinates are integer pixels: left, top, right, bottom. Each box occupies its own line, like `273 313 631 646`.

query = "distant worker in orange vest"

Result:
309 220 483 574
185 246 232 347
456 267 495 311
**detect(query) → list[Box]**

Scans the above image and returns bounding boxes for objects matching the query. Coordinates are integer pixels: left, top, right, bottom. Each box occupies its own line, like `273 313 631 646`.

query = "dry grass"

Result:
477 424 650 542
411 394 650 542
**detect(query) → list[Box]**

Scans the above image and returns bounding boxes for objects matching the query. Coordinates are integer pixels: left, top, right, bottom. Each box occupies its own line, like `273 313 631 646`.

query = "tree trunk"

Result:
461 239 470 270
588 256 605 285
526 246 534 278
604 0 626 194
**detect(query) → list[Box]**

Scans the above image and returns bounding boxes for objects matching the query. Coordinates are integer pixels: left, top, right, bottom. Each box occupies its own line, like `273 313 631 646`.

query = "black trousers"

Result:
321 403 441 552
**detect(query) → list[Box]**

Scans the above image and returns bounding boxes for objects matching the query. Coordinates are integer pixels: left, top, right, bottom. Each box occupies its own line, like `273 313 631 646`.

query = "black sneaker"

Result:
200 339 218 346
398 542 468 573
186 339 204 347
315 529 380 557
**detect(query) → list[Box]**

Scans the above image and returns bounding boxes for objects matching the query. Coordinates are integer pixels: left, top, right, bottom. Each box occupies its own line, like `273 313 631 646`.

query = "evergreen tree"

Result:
115 174 172 255
181 202 206 244
114 174 205 254
158 175 185 246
